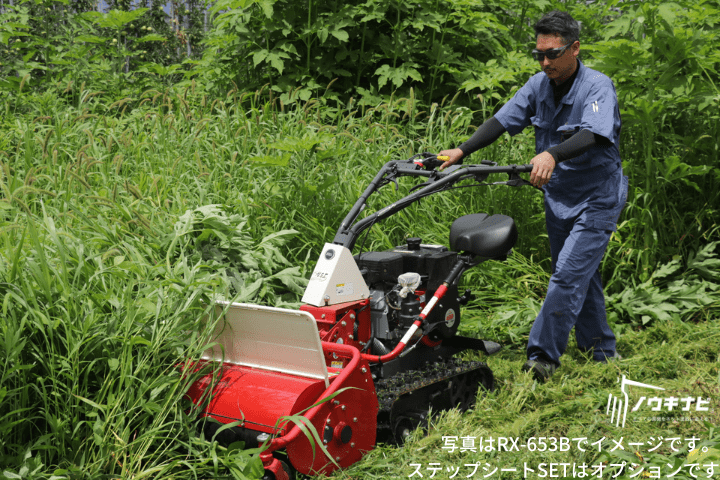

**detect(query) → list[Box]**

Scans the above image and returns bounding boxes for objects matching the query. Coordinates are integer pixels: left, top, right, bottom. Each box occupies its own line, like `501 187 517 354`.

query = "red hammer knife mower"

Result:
186 154 535 479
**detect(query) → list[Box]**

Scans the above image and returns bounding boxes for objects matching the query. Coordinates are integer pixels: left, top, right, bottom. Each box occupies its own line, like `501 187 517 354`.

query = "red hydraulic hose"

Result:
361 283 449 363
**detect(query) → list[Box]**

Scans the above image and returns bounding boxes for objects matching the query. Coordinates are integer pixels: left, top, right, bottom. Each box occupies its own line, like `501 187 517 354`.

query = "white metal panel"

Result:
301 243 370 307
203 301 329 387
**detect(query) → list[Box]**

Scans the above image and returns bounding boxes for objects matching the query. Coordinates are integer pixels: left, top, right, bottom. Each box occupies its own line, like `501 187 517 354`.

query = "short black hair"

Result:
534 10 580 45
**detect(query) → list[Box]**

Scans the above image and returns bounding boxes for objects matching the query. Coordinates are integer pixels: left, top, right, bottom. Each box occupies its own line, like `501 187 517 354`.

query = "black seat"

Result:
449 213 518 258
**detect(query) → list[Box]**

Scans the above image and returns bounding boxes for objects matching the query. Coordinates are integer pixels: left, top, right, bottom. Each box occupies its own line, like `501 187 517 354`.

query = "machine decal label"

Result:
336 283 354 295
445 308 456 328
312 271 329 282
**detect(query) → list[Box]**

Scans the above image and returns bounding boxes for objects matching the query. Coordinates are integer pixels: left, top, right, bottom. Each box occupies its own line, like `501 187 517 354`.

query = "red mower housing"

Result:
186 303 378 478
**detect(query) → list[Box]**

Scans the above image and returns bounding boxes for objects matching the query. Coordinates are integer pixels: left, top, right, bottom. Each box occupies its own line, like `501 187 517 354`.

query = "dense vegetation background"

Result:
1 0 719 478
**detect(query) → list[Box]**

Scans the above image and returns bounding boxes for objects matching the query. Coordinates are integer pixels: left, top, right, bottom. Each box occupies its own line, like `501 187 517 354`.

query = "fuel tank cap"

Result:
406 237 422 250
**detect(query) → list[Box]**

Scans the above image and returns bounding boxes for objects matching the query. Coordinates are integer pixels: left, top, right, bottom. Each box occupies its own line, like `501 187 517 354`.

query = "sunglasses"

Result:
531 42 573 61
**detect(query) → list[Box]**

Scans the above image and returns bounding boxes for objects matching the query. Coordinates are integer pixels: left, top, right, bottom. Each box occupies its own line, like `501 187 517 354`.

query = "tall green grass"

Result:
1 83 547 256
1 84 718 478
0 85 545 478
0 212 223 477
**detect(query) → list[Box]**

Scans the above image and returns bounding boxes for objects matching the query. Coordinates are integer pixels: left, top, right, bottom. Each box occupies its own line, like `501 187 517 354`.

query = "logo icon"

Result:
445 309 456 328
605 376 711 429
606 375 665 428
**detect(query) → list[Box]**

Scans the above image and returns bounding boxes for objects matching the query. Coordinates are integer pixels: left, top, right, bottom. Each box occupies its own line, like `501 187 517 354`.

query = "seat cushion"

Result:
449 213 518 258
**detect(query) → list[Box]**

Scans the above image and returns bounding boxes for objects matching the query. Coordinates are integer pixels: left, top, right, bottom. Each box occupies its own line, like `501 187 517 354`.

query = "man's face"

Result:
535 34 579 84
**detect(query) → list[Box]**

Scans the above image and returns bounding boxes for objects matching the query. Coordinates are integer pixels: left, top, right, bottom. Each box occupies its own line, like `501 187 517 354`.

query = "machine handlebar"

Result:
333 154 535 249
407 153 533 176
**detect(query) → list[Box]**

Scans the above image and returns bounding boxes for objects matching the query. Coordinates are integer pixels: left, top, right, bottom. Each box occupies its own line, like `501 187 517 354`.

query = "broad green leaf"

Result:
331 28 349 43
375 63 423 89
235 277 263 302
252 49 268 67
656 3 679 30
259 0 275 18
651 259 682 280
603 15 631 41
267 52 286 74
317 26 329 44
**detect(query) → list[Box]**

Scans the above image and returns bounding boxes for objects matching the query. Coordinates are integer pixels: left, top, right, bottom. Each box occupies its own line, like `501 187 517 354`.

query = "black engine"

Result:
355 238 463 348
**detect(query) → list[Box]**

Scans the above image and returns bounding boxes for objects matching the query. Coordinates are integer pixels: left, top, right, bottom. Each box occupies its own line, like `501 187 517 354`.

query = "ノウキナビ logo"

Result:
606 376 711 428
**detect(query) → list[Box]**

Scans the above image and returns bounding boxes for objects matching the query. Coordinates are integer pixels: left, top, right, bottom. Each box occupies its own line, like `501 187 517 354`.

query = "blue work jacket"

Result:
495 60 625 231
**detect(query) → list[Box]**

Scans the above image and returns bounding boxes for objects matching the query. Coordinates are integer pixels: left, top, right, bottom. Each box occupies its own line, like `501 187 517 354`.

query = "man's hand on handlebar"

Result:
437 148 464 170
530 151 556 187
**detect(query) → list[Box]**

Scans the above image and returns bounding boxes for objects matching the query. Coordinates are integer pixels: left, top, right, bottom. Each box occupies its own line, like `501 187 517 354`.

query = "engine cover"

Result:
357 239 461 342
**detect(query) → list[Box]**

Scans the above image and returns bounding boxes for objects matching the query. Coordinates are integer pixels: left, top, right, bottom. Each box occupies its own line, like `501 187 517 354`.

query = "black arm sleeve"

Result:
457 116 506 156
545 129 612 163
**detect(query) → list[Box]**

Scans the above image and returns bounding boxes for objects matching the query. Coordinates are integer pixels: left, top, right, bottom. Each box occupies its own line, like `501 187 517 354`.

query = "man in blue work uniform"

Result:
439 10 628 381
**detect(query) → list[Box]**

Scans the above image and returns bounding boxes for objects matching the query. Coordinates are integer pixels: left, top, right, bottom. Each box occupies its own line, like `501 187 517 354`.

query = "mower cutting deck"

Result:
186 303 378 478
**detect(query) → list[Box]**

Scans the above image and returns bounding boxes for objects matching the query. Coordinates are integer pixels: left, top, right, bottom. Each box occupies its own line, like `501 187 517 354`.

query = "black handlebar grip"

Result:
424 158 444 169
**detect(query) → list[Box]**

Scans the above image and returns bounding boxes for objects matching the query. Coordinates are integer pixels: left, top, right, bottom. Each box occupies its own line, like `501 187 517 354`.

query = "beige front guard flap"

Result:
203 301 329 388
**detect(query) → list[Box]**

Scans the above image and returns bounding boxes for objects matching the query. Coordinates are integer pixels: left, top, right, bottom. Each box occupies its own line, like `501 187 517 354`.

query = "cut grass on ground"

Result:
325 318 720 480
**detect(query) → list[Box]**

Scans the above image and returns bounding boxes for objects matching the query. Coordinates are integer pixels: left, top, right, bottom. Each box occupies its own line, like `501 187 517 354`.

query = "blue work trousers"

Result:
527 175 628 365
